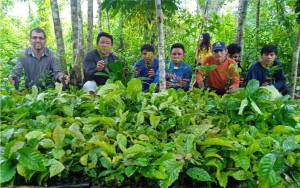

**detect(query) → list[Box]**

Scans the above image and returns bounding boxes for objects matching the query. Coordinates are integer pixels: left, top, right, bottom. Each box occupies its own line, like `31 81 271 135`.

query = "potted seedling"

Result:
196 64 217 89
264 64 281 85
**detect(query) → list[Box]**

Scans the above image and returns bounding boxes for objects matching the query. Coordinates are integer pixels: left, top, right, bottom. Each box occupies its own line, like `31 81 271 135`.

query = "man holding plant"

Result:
133 44 159 92
83 32 127 92
247 44 289 95
8 27 69 90
155 43 192 91
196 41 240 95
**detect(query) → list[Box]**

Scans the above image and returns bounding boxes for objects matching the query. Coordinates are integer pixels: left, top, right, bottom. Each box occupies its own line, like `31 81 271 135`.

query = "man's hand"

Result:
148 69 155 77
180 79 187 88
166 81 172 89
58 75 70 85
262 82 269 86
8 75 15 85
96 60 105 71
229 86 237 93
197 81 204 88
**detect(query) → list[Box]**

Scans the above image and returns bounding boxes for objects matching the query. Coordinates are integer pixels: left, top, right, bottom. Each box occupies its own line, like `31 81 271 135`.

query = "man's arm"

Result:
84 52 98 79
52 54 67 82
8 59 24 85
273 63 287 90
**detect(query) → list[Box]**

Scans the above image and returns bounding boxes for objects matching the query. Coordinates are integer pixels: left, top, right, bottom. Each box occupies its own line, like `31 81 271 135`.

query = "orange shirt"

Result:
196 56 240 89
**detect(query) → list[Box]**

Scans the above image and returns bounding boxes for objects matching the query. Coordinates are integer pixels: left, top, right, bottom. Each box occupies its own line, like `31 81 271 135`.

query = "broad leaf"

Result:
52 148 65 159
0 161 16 183
187 167 212 181
25 130 44 141
53 125 65 147
18 148 47 171
230 149 250 170
201 138 234 148
117 134 127 152
50 159 64 177
159 159 183 188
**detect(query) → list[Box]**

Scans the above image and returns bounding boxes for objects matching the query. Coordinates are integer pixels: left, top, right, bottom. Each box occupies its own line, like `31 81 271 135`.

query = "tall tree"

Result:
106 10 110 32
97 0 102 32
256 0 260 52
291 0 300 99
50 0 67 73
87 0 93 52
70 0 83 87
235 0 248 61
119 12 124 50
155 0 166 92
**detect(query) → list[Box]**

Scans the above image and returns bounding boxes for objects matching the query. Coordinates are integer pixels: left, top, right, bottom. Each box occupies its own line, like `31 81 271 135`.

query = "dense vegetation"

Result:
1 80 300 187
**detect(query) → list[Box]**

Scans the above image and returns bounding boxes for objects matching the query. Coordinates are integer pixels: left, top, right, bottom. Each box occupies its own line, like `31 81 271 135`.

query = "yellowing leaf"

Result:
80 154 89 166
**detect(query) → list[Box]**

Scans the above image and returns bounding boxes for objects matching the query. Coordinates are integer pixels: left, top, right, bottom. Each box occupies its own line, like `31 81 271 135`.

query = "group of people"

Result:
8 28 290 96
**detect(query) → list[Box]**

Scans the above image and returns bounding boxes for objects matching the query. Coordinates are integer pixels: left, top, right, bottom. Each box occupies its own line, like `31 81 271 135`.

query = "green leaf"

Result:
282 137 299 153
17 164 35 181
123 144 146 156
125 166 136 177
50 159 65 177
80 154 88 166
250 99 262 114
159 159 183 188
92 141 116 156
100 157 112 169
258 153 281 188
25 130 44 141
187 167 212 181
238 98 248 115
230 149 250 170
201 138 234 148
117 134 127 152
230 170 252 180
18 148 47 171
39 138 55 149
245 79 259 96
69 123 85 141
0 161 16 183
217 171 228 187
52 148 65 159
53 125 65 146
150 115 160 128
126 78 142 96
62 105 73 117
291 171 300 186
4 140 25 158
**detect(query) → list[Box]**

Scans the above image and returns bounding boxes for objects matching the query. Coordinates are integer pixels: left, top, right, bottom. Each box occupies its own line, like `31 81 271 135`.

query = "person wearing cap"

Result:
247 44 289 95
196 41 240 95
83 32 128 92
154 43 192 91
8 27 69 90
133 44 159 92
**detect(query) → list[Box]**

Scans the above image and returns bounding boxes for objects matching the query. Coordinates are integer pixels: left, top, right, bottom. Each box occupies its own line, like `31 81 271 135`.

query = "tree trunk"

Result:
196 0 201 15
70 0 79 63
87 0 93 52
290 25 300 99
235 0 248 61
200 0 209 34
106 10 110 33
155 0 166 92
70 0 83 88
256 0 260 52
50 0 67 74
119 12 124 50
97 0 102 33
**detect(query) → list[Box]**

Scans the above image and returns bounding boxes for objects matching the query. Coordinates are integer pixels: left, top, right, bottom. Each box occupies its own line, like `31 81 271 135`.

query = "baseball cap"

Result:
212 41 226 51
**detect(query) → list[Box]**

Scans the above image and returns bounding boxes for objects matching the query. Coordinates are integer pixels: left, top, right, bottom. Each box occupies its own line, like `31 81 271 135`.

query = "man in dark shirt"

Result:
247 44 289 95
83 32 127 92
8 27 69 89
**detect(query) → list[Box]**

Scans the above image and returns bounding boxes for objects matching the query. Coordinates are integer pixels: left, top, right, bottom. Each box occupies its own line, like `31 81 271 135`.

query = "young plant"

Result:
221 63 241 92
197 64 217 89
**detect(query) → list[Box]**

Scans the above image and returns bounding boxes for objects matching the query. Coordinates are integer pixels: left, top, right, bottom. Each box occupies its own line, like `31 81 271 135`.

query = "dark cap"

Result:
212 41 226 51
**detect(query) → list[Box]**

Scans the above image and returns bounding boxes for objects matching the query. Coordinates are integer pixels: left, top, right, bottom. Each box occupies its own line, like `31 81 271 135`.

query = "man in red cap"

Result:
196 41 240 95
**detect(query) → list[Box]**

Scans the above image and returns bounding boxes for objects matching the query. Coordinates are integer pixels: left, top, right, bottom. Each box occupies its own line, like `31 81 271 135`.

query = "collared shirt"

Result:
9 47 64 89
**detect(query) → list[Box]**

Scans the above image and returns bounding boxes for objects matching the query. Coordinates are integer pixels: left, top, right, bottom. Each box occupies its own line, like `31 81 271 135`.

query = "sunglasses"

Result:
31 36 45 40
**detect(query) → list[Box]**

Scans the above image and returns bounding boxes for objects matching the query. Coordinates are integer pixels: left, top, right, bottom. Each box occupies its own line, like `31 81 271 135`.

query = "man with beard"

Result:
8 27 69 89
83 32 128 92
196 41 240 95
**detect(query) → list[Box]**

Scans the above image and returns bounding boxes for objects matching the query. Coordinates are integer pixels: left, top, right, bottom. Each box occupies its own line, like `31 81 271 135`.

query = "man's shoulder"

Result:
248 61 261 70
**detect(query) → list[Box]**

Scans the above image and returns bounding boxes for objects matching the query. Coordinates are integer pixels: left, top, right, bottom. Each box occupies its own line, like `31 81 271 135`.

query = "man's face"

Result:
97 36 112 56
30 31 46 51
261 52 277 66
171 48 184 66
142 50 154 65
229 53 240 62
213 49 227 63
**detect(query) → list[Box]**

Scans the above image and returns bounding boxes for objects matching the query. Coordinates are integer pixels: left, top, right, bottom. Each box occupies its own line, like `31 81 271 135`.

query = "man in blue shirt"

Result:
247 44 289 95
155 43 192 91
133 44 159 92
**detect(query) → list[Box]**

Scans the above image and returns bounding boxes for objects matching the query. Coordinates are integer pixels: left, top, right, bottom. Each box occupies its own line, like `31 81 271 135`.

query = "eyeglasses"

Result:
31 36 45 40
